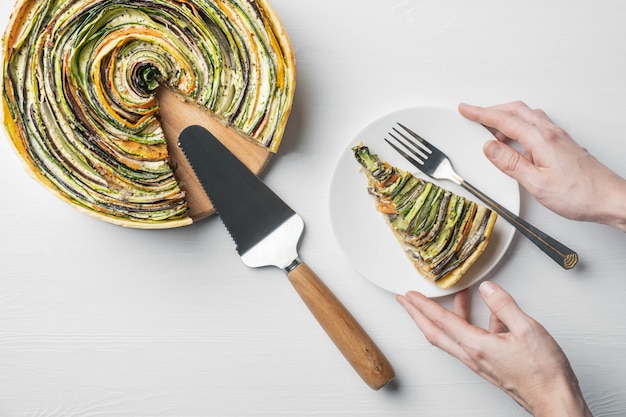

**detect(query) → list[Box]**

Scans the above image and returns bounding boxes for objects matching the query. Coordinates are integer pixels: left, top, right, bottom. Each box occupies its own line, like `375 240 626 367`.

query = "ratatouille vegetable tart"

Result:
1 0 295 228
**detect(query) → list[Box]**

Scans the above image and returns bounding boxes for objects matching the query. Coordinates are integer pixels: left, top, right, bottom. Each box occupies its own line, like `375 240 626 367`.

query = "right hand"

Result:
458 101 626 231
398 282 593 417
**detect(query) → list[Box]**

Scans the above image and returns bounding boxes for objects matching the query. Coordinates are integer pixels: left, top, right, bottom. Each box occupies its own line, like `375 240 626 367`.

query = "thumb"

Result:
483 140 535 182
479 281 529 333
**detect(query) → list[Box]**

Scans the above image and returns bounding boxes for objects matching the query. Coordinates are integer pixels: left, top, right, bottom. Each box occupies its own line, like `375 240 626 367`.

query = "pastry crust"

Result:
1 0 296 228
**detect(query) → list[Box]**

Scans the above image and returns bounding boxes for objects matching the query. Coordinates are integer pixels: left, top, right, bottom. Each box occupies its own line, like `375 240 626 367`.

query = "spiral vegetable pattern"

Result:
2 0 295 227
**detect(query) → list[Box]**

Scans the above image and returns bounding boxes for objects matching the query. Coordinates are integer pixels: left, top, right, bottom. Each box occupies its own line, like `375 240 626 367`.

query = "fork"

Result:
385 123 578 270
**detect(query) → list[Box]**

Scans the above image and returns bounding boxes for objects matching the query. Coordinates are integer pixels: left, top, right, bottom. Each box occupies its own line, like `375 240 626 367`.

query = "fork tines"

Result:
384 123 434 166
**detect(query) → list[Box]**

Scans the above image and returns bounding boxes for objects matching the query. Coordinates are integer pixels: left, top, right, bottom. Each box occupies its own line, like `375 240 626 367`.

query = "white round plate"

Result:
329 107 519 298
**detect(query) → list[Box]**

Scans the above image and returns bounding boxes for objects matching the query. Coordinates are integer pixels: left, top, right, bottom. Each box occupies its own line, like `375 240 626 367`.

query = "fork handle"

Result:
461 180 578 269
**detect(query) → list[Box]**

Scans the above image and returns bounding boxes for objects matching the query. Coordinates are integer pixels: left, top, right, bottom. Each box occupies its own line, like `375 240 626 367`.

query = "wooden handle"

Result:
462 180 578 269
286 262 395 390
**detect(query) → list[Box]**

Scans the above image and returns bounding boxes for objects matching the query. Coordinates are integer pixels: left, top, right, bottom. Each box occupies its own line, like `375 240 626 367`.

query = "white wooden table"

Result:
1 0 625 415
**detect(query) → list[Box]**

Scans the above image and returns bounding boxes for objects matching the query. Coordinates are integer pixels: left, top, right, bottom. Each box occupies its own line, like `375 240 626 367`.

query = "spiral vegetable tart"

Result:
2 0 295 228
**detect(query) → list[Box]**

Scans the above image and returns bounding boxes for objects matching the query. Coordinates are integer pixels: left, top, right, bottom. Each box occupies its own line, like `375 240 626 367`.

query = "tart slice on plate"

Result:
353 145 498 289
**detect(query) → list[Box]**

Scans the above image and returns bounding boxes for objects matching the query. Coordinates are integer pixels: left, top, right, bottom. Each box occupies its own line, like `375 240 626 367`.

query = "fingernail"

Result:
479 281 496 297
484 141 501 159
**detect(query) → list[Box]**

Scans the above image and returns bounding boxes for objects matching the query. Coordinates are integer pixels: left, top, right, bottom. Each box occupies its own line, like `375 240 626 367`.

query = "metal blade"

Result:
178 125 302 269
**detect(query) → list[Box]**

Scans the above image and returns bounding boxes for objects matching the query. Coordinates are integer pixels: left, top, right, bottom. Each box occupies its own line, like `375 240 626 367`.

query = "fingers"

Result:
452 288 507 333
459 101 546 185
488 313 509 334
453 288 471 321
452 286 507 333
397 291 483 361
482 140 537 181
485 127 510 143
458 101 552 132
397 293 459 352
458 101 551 149
397 293 463 357
478 281 529 334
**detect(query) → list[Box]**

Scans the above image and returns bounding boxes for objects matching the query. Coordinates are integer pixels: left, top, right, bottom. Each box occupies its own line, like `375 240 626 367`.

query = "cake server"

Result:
178 125 395 390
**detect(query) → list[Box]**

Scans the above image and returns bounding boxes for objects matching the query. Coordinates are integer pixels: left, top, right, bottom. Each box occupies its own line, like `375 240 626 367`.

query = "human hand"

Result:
397 282 593 417
458 101 626 231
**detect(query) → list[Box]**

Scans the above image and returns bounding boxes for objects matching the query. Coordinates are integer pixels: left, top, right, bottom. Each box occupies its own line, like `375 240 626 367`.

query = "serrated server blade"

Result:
178 125 303 269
